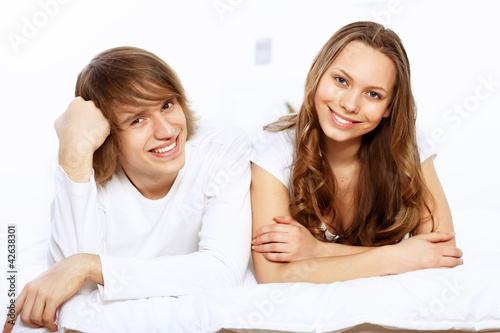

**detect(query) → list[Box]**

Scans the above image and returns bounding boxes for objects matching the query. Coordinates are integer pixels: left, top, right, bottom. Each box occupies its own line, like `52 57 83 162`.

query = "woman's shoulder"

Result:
252 126 295 156
415 122 437 163
251 126 296 190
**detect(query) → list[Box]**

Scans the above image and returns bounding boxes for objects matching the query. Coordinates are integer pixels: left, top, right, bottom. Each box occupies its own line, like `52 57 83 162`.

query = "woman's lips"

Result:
328 107 359 129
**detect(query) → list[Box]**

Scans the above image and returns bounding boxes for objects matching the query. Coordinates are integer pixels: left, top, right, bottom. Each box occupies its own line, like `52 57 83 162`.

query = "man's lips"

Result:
149 136 178 154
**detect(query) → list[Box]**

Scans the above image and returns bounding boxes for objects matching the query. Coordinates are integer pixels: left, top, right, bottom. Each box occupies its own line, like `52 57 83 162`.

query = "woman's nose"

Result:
340 89 360 114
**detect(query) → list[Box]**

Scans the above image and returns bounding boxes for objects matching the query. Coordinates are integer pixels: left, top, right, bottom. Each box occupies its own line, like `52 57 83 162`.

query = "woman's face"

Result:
314 40 396 148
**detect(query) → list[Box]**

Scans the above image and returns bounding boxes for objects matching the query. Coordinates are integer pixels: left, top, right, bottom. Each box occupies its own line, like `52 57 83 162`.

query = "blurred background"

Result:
0 0 499 242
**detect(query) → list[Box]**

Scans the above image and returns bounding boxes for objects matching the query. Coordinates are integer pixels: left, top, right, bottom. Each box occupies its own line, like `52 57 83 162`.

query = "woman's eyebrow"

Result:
335 68 389 94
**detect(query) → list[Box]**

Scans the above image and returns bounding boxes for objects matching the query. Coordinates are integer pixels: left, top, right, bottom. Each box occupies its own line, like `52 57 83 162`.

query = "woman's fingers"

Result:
253 231 290 245
254 223 294 238
439 256 464 268
273 215 296 224
253 222 301 243
417 231 456 243
262 251 293 263
253 242 291 254
442 245 463 258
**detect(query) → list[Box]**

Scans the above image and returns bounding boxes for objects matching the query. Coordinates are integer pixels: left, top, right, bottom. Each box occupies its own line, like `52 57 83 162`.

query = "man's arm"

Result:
3 98 111 332
3 254 102 333
54 96 110 183
97 131 252 300
49 97 110 263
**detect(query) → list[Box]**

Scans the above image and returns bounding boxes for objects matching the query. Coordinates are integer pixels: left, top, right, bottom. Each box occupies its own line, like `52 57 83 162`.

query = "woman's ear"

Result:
382 107 391 118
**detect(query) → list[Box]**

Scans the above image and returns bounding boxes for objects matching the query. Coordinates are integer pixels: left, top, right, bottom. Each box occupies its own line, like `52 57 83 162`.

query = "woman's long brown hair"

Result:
268 21 434 246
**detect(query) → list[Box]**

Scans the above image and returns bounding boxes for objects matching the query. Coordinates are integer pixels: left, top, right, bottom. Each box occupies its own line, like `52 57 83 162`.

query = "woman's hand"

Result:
3 254 102 333
389 232 463 274
252 216 325 262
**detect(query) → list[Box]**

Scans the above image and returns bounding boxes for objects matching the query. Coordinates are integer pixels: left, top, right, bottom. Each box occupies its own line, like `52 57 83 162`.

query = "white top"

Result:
251 124 435 192
49 126 252 300
250 124 436 242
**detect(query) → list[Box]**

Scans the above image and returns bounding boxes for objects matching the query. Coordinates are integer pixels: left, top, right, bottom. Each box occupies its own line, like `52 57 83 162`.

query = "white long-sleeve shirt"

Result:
48 126 252 301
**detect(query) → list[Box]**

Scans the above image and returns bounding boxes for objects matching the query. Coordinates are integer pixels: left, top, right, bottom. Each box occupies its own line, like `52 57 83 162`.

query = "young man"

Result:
5 47 251 332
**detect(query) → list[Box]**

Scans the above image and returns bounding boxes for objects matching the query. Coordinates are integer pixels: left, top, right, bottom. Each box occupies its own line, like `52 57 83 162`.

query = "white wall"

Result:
0 0 499 237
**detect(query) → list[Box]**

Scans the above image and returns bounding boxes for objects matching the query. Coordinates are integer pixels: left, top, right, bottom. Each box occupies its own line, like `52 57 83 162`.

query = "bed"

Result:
3 209 500 333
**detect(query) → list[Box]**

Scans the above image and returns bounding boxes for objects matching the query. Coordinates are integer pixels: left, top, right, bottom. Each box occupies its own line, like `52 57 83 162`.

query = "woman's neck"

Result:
322 136 362 233
323 135 362 168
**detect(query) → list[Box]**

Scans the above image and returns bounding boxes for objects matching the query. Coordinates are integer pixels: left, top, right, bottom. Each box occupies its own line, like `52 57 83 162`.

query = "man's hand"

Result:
54 97 111 183
3 254 102 333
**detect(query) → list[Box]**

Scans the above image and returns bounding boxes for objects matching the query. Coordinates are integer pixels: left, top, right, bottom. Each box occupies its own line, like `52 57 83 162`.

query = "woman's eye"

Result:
162 102 173 111
132 118 144 125
368 91 381 99
335 77 347 85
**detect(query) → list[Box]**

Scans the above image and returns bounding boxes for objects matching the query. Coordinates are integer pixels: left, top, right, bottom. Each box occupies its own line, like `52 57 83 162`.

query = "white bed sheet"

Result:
4 209 500 333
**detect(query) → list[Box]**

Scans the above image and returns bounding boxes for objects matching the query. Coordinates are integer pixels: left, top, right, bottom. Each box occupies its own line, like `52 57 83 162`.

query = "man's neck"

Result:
122 168 178 200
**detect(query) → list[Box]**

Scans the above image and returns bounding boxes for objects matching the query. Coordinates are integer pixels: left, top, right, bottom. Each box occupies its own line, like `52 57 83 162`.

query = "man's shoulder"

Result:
188 125 250 150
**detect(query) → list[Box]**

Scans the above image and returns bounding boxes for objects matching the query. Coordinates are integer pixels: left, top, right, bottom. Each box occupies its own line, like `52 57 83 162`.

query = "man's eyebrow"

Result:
119 109 147 126
117 97 177 126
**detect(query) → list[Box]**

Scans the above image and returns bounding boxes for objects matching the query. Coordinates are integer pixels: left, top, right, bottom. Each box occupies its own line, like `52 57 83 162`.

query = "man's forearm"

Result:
76 253 104 285
58 144 94 183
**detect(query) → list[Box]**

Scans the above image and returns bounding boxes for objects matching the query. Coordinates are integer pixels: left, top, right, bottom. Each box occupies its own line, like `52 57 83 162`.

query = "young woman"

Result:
251 21 463 284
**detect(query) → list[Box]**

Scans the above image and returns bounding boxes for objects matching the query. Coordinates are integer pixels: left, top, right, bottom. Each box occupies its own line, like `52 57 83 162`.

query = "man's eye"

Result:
132 118 144 125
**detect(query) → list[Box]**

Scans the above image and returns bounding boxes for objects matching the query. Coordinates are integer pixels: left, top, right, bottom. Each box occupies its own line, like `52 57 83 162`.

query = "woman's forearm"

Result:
254 246 393 284
318 241 375 257
254 231 461 284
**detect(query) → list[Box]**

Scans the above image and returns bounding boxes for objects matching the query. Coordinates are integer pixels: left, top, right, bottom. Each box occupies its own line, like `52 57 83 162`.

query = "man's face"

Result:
114 98 188 191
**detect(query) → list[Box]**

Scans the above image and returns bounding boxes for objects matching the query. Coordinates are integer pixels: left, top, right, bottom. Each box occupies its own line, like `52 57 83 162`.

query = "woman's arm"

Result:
252 215 374 260
417 158 456 245
251 163 463 284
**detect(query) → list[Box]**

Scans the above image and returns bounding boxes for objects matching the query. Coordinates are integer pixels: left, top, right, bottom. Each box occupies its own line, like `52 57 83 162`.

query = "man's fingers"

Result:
3 284 29 333
19 286 40 327
14 286 28 317
42 306 58 332
27 290 49 328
